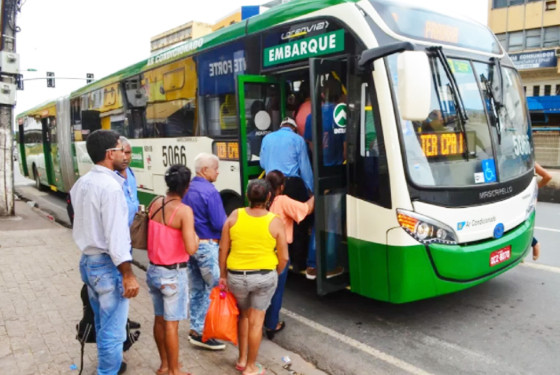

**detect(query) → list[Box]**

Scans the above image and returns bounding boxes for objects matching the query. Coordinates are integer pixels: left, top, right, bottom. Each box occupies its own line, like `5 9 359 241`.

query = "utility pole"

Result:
0 0 19 216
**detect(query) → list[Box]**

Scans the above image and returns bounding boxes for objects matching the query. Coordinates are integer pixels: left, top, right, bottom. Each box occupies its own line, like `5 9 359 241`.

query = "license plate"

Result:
490 245 511 267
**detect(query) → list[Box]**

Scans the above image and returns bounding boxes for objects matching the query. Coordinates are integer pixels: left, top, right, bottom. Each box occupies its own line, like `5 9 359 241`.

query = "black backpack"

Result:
76 284 141 374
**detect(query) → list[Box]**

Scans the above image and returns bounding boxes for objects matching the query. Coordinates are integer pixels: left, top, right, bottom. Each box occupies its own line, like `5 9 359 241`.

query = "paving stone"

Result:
0 201 329 375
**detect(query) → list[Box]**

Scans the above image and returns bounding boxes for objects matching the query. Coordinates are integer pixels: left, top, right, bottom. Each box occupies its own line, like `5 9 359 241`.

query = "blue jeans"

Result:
264 260 289 331
80 253 129 375
187 241 220 334
307 193 342 270
147 265 188 321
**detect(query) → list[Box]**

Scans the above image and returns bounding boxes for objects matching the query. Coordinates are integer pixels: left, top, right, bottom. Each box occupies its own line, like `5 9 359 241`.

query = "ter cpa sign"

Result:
509 50 557 70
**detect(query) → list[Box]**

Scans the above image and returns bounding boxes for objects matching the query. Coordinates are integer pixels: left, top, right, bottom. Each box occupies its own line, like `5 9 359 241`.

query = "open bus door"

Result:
309 58 350 295
237 75 284 198
39 116 55 189
17 121 28 177
42 115 63 191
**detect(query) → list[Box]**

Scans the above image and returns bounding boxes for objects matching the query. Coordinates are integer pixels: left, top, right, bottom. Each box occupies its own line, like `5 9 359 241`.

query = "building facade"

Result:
150 22 213 54
150 6 266 54
489 0 560 166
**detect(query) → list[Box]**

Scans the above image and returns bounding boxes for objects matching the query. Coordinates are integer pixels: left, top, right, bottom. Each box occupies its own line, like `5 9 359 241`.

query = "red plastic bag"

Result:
202 286 239 345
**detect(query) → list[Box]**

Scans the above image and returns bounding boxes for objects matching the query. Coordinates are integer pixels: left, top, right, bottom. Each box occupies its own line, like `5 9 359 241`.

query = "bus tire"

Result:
33 165 44 191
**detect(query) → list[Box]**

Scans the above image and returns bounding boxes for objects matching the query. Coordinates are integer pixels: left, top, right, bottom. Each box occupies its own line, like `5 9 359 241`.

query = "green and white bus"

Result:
17 0 536 303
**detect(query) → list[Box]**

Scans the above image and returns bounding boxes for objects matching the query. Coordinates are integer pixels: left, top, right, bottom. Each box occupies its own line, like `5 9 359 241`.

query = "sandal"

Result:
265 321 285 340
235 363 246 371
243 363 265 375
155 362 184 375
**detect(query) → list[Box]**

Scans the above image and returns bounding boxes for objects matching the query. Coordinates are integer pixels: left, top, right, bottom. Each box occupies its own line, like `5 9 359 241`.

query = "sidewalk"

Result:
0 198 327 375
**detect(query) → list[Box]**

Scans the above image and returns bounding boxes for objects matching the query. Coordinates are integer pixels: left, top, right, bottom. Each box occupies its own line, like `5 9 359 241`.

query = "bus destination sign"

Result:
419 132 466 158
213 141 239 161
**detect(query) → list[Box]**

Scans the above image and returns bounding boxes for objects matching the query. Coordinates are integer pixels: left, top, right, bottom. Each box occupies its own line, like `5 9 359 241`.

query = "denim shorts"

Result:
227 270 278 311
147 265 188 321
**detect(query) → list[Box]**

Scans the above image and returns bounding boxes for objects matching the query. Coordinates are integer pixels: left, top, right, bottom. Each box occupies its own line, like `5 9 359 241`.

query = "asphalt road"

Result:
13 166 560 375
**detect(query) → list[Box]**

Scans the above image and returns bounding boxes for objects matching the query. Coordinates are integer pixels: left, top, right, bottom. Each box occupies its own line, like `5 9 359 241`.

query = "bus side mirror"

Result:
397 51 431 121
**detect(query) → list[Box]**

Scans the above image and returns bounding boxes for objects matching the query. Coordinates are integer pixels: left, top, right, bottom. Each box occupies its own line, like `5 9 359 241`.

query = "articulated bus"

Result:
17 0 536 303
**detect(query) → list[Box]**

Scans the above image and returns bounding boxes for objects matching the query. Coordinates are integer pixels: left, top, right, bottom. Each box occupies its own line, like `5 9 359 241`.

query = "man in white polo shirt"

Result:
71 129 140 375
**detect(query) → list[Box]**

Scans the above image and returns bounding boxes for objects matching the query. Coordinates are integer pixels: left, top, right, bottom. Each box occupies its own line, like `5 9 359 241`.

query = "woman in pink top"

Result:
147 164 198 375
263 170 314 339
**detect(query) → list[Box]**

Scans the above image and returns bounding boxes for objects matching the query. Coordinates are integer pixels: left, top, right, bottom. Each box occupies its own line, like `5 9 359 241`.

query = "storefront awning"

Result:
527 96 560 114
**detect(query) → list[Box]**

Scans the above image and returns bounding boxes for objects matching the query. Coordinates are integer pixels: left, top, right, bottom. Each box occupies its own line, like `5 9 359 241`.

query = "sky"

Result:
14 0 488 117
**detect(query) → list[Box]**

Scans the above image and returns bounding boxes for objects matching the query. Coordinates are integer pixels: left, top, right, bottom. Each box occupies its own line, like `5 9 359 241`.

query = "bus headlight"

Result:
397 209 458 245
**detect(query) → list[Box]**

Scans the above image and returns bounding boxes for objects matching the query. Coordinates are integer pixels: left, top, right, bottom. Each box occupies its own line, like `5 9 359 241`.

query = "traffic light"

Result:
46 72 55 88
86 73 94 84
16 74 23 90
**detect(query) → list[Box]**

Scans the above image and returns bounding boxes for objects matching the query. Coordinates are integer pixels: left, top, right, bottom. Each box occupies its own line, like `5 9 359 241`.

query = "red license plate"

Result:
490 245 511 267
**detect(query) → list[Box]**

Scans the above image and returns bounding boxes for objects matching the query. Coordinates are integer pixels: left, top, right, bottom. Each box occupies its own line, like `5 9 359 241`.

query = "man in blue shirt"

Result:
304 76 346 167
116 137 140 227
182 152 226 350
260 117 313 193
115 136 142 333
260 117 313 272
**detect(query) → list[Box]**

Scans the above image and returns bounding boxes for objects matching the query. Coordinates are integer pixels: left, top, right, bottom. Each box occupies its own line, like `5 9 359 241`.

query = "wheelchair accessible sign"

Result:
475 159 496 184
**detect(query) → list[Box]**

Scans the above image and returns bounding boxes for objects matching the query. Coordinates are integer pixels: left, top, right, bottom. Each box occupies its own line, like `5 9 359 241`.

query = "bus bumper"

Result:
348 213 534 303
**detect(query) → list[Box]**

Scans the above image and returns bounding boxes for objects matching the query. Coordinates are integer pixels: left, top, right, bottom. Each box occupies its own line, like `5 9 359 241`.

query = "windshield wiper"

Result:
428 46 470 159
482 58 504 144
491 57 504 108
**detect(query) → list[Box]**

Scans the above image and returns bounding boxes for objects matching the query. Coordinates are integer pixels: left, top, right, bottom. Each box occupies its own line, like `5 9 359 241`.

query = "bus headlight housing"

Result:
397 209 458 245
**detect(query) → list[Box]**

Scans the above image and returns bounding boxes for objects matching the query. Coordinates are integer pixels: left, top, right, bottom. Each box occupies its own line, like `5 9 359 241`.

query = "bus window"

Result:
474 62 533 182
244 82 280 162
127 109 147 139
71 98 81 126
110 114 127 137
24 117 42 144
146 99 195 137
389 54 496 187
81 110 101 140
122 75 148 139
349 77 391 207
201 94 239 137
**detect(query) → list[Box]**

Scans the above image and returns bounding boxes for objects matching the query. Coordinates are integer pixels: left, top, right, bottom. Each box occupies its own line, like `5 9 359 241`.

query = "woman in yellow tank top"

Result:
219 179 288 375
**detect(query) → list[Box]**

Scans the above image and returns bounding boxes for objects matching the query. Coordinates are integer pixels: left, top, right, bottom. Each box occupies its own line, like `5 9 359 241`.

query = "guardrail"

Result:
532 127 560 168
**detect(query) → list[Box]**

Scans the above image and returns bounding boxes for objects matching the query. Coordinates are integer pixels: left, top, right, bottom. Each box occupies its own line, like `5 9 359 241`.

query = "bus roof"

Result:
16 99 57 119
70 0 360 98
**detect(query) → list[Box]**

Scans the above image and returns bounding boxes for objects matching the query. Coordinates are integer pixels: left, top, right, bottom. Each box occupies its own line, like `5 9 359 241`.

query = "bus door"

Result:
45 116 63 191
237 75 284 197
309 58 350 295
17 121 28 177
39 116 55 189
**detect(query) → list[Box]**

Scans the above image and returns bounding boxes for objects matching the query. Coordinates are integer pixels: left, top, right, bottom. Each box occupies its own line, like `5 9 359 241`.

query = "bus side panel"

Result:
347 237 389 301
137 191 157 207
386 228 438 303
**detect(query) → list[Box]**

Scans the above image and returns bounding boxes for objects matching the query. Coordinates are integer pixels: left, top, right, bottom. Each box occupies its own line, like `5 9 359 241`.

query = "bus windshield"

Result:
370 0 501 54
388 55 533 188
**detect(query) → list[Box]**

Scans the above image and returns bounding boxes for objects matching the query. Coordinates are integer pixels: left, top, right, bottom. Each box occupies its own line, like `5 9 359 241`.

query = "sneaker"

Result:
118 362 127 374
306 267 317 280
188 333 226 350
128 319 141 329
326 266 344 279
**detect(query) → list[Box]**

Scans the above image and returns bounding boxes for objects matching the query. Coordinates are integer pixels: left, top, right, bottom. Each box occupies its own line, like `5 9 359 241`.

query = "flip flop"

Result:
155 362 184 375
235 363 246 371
242 363 265 375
